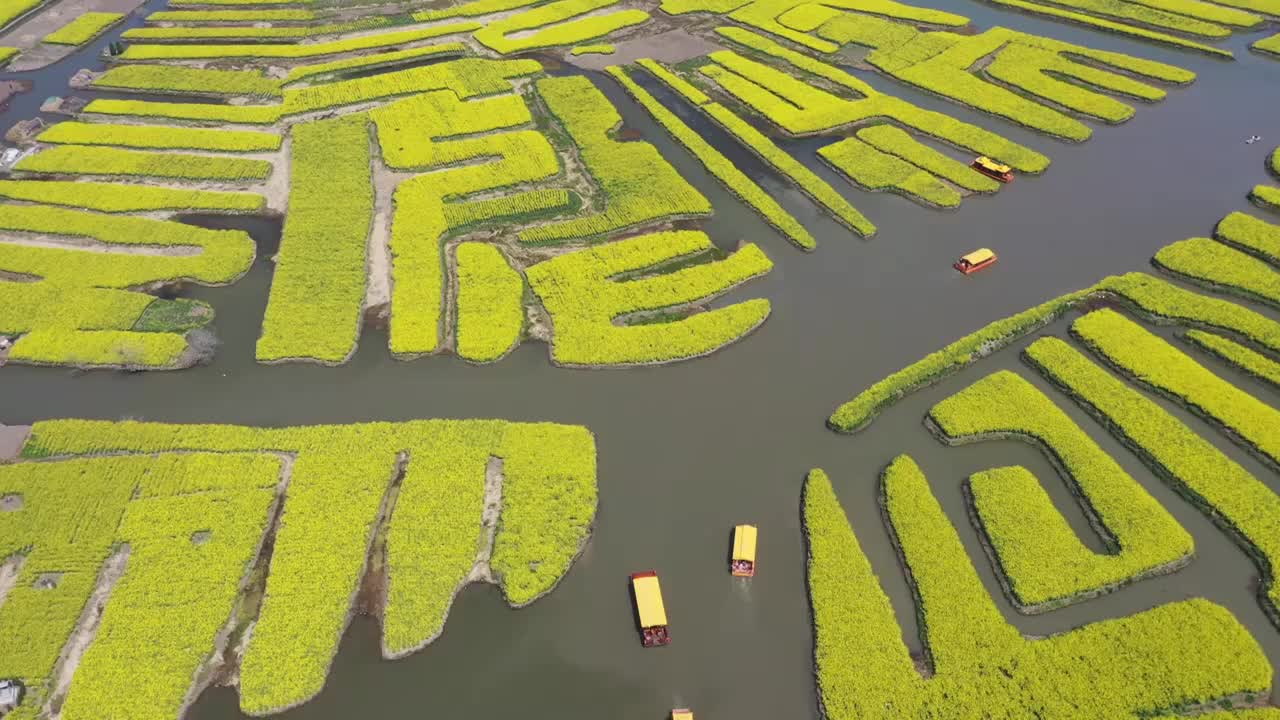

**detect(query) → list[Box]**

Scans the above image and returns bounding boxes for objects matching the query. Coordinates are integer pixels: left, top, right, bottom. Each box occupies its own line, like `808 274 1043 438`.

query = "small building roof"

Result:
633 574 668 628
732 524 757 562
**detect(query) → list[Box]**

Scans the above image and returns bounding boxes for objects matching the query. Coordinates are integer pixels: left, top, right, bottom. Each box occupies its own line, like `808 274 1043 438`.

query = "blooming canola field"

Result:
0 0 1278 716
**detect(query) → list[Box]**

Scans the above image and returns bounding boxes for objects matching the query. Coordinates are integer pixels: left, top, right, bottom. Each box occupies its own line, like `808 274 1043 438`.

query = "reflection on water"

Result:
1 1 1279 717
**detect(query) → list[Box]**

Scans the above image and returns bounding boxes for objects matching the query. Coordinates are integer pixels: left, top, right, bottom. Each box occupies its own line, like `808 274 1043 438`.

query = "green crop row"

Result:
525 230 773 365
281 58 540 117
819 136 961 208
1183 329 1280 389
0 203 255 287
1139 0 1264 26
806 457 1275 718
1154 236 1280 308
412 0 542 20
83 59 538 127
984 43 1159 124
829 22 1192 141
1104 271 1280 355
571 43 614 54
728 0 967 54
857 125 999 192
387 146 559 356
828 267 1280 432
981 0 1233 56
490 423 598 604
16 145 272 182
11 419 597 716
1025 334 1280 624
372 89 559 358
1254 184 1280 209
38 121 281 152
4 326 192 368
0 179 263 213
1257 33 1280 55
257 114 371 365
473 0 649 54
119 22 479 59
698 43 1047 172
123 18 387 41
239 445 398 713
1007 0 1234 37
372 90 533 168
1216 211 1280 264
147 8 316 21
0 278 208 369
60 455 281 720
519 75 711 244
0 47 16 67
930 370 1192 609
607 65 816 249
83 98 282 125
454 243 525 363
0 0 46 30
382 423 501 657
705 99 875 235
827 285 1089 432
92 64 283 98
1072 308 1280 468
0 456 166 712
43 11 123 45
282 42 467 84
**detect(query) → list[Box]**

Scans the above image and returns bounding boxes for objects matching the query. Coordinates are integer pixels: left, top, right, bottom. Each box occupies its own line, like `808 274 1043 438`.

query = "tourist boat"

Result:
954 248 997 275
971 156 1014 183
672 709 694 720
730 524 757 577
630 571 670 647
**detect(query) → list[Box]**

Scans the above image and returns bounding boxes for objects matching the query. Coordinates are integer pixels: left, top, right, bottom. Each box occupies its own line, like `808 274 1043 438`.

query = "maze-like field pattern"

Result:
1 0 1250 369
814 209 1280 717
0 419 597 718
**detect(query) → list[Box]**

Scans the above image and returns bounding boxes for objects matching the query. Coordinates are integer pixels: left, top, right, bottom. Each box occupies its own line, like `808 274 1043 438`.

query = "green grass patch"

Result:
1153 236 1280 309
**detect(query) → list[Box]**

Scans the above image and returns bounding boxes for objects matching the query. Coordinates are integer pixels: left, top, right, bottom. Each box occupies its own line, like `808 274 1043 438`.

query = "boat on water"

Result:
971 156 1014 183
672 709 694 720
630 571 670 647
730 524 757 577
954 248 997 275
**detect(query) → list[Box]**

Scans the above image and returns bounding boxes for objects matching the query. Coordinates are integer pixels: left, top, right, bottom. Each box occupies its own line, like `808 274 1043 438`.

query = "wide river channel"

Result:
2 1 1279 716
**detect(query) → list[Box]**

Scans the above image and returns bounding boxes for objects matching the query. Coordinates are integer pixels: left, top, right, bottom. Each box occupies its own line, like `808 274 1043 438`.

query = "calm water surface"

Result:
1 2 1279 717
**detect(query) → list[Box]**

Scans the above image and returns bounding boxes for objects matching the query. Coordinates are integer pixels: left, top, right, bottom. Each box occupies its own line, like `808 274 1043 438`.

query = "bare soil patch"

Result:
0 425 31 462
566 29 723 71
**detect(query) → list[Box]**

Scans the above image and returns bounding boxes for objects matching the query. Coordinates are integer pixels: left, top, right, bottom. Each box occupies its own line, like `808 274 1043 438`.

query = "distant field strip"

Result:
256 114 372 364
16 145 272 181
607 64 815 250
37 121 281 152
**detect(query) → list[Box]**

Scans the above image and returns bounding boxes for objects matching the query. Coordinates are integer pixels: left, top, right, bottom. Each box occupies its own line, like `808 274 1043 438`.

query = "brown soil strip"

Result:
44 544 130 718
